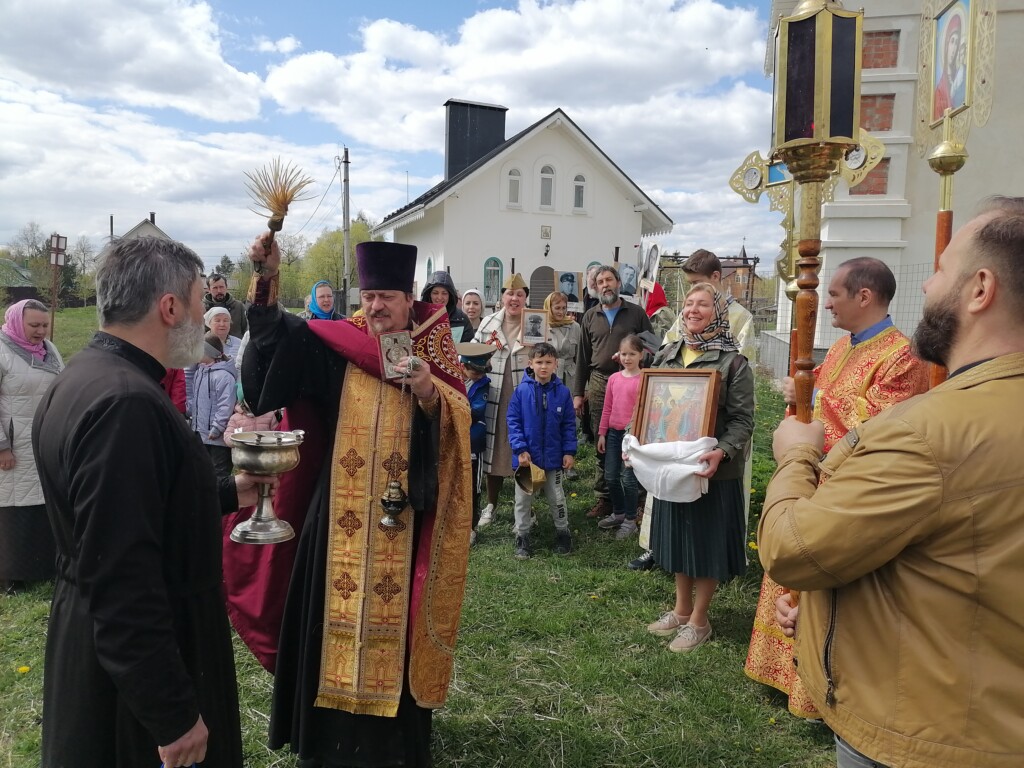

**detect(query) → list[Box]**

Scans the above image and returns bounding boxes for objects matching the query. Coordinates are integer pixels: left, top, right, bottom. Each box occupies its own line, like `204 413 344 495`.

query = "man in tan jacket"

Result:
759 197 1024 768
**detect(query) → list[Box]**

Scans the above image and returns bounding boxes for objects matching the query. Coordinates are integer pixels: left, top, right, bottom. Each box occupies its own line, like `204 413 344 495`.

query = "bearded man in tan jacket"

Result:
759 197 1024 768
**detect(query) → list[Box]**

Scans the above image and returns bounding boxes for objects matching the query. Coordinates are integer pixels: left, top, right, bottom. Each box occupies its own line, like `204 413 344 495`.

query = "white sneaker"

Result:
478 504 494 528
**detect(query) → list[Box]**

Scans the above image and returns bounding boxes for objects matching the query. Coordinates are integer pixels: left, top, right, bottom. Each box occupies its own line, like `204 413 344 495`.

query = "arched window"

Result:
540 165 555 209
483 257 503 310
573 174 587 211
507 169 521 208
426 257 433 280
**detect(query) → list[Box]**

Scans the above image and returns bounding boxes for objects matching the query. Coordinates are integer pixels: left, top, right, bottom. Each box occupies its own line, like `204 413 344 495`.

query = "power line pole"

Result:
341 148 351 312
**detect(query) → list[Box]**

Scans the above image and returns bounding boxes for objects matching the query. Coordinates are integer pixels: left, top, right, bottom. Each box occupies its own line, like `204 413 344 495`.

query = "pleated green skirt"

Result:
650 478 746 582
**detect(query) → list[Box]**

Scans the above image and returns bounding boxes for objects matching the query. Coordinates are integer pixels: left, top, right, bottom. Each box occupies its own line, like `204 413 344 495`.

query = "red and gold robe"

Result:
224 301 472 765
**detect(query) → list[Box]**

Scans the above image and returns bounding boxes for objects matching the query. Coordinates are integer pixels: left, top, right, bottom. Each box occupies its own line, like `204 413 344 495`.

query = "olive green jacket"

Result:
653 343 754 481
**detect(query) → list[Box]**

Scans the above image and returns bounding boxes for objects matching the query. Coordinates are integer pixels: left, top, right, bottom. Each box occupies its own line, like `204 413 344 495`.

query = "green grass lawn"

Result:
1 320 834 767
45 305 100 361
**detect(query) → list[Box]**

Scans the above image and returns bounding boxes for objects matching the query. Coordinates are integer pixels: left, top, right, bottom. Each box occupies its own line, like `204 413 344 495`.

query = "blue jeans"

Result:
603 428 638 520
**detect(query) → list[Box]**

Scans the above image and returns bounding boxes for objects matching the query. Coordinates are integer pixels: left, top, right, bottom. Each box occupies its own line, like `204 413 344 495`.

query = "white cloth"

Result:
622 434 716 503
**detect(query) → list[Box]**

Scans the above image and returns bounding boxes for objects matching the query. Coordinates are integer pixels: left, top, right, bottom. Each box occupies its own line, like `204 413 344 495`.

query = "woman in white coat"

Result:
0 299 64 590
473 274 530 526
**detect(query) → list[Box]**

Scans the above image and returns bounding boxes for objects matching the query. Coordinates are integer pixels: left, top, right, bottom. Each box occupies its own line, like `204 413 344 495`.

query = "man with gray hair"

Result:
574 265 653 521
33 236 269 768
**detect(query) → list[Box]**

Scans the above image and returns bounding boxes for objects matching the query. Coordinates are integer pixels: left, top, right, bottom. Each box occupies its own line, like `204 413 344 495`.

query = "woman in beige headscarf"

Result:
473 274 529 526
544 291 581 386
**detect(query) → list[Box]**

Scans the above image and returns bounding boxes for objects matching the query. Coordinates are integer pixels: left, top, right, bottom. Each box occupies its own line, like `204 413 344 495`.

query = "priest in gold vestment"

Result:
240 238 472 766
744 258 927 718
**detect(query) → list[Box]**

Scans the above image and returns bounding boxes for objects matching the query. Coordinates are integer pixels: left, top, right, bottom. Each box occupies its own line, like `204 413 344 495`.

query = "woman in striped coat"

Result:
473 274 529 526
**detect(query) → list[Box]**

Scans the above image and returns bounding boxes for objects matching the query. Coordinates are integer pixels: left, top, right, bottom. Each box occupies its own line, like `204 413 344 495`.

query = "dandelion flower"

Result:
17 665 30 674
748 541 759 551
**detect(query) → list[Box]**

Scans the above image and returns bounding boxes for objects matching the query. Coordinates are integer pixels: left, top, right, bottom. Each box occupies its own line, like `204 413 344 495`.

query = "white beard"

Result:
166 314 207 368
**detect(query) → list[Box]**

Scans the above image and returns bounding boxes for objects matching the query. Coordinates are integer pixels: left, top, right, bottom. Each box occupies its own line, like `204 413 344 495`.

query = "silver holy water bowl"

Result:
229 429 304 544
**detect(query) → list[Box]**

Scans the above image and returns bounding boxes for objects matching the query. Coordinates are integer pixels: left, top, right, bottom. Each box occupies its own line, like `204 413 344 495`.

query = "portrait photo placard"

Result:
555 269 584 313
520 310 549 347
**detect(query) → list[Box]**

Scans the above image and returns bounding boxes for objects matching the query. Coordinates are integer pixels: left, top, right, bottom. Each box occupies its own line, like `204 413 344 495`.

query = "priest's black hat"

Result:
356 242 418 293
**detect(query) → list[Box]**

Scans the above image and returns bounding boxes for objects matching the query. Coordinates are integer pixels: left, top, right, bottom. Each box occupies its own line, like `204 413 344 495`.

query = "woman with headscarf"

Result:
544 291 581 386
0 299 64 591
205 306 242 364
473 273 530 526
187 306 242 413
644 283 754 654
298 280 344 321
421 271 473 342
461 288 485 335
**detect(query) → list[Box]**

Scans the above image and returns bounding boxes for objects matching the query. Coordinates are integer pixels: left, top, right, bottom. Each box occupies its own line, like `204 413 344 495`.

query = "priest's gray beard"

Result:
167 313 207 368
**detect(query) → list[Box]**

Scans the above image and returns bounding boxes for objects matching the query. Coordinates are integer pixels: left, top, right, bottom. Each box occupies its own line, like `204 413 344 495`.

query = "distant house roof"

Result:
119 218 173 241
374 108 673 238
0 259 35 289
97 217 175 262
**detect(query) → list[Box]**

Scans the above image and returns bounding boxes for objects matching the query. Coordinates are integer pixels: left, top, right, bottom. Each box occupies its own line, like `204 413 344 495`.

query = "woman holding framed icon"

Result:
645 282 754 653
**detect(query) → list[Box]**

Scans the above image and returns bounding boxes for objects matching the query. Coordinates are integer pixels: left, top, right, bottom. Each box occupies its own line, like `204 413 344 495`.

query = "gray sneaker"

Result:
615 519 638 540
597 512 626 530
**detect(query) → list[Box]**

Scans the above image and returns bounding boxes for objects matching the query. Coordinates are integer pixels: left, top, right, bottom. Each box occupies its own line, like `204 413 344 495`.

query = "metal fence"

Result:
750 261 934 379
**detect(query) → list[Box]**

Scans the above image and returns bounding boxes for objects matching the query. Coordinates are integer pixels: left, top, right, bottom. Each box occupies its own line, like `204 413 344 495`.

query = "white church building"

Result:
373 99 673 309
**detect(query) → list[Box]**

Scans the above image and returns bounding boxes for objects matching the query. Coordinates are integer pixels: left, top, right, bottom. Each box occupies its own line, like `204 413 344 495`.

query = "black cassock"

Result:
244 306 439 767
33 333 242 768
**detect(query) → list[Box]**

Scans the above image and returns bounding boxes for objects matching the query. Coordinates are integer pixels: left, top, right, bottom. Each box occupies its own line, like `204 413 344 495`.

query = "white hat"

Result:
204 306 231 327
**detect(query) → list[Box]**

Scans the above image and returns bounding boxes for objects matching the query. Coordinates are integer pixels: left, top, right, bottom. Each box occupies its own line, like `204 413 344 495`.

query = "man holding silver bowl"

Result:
239 235 473 767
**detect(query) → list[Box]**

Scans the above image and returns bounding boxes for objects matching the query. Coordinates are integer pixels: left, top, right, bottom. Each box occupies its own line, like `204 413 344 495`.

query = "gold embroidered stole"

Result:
316 365 416 717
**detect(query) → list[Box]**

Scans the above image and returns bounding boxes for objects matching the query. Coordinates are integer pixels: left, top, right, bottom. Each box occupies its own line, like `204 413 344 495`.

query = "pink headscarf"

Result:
2 300 48 360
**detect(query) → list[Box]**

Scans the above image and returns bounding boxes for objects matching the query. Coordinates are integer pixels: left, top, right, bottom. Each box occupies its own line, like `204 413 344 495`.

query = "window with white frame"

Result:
483 258 503 310
507 169 521 208
573 174 586 211
539 165 555 209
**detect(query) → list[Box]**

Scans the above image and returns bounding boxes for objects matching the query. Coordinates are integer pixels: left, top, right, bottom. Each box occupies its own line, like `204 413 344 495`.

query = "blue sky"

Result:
0 0 782 271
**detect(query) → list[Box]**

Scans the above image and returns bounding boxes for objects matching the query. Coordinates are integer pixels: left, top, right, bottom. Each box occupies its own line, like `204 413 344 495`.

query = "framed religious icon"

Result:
521 310 548 347
379 330 413 380
931 0 971 125
632 369 721 445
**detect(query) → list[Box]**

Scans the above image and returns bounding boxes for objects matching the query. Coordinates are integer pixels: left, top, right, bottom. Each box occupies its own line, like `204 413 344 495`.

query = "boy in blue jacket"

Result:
507 342 577 559
458 343 495 546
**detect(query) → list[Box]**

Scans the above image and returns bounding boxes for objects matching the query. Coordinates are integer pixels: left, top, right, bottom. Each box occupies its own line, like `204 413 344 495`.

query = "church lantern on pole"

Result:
771 0 863 423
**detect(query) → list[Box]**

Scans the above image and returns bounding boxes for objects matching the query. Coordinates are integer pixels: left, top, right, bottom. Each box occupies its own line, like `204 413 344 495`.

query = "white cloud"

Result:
256 35 302 55
0 0 792 273
0 0 263 121
264 0 766 152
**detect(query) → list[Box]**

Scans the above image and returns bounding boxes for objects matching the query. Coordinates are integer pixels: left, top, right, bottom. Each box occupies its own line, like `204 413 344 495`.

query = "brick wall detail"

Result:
850 158 891 196
863 30 900 68
861 94 896 132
